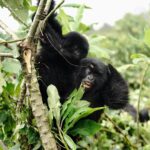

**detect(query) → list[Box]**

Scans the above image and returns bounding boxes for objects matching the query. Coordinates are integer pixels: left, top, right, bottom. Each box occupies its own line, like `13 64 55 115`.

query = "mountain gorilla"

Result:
35 0 149 122
74 58 128 120
35 0 89 104
74 58 149 121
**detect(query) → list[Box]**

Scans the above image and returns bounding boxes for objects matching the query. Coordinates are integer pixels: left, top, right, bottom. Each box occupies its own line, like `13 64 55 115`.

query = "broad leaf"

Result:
1 0 30 22
61 87 84 124
64 107 104 132
2 58 21 75
69 119 101 136
58 9 71 34
72 4 84 31
63 133 77 150
47 85 61 124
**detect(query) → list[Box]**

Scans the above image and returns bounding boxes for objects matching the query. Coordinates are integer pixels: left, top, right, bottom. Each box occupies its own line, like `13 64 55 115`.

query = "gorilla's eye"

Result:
85 68 91 75
90 64 94 69
74 50 80 56
60 48 64 52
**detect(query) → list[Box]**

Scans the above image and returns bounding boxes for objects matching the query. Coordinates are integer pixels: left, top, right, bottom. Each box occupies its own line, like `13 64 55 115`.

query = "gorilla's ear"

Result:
102 64 128 109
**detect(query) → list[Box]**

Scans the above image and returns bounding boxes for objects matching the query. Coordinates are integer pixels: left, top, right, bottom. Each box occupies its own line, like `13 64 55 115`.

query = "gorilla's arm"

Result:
124 103 149 122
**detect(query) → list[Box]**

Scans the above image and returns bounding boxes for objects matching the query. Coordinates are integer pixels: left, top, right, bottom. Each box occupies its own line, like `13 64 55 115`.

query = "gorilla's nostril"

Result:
87 74 94 81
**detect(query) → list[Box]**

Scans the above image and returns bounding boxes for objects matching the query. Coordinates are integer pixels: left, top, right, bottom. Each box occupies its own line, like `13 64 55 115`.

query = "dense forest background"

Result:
0 0 150 149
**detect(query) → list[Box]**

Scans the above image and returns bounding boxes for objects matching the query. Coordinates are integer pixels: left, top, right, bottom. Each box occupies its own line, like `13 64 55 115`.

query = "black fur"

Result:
124 104 149 122
74 58 150 122
74 58 129 120
35 0 89 104
34 1 149 122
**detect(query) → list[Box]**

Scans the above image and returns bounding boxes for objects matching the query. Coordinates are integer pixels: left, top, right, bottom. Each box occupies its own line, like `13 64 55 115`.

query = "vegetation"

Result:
0 0 150 149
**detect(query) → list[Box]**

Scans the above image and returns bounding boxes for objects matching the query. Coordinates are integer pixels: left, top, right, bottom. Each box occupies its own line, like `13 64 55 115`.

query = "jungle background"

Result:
0 0 150 149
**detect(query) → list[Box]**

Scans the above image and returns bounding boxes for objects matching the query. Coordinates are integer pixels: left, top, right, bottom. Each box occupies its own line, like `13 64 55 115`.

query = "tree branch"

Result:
0 53 14 58
44 0 64 25
0 38 25 45
18 0 58 149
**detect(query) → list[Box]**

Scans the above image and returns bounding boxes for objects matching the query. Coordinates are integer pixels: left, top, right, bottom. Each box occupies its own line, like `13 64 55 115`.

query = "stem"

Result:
57 124 69 150
0 53 14 58
0 39 25 45
44 0 52 14
104 113 137 149
27 0 46 43
137 64 149 138
44 0 65 24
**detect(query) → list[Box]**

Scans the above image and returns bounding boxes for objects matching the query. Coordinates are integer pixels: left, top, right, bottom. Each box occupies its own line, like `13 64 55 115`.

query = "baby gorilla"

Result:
35 0 89 104
74 58 129 120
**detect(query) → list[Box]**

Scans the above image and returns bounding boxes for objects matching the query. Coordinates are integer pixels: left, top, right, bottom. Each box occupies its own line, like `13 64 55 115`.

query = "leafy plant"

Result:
46 85 104 149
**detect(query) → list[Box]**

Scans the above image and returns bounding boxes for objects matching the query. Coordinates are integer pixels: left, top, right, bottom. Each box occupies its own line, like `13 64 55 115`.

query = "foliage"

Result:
0 0 150 149
47 85 103 149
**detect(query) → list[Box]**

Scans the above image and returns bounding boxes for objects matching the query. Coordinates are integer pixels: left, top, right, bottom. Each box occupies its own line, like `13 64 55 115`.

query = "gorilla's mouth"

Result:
82 81 93 89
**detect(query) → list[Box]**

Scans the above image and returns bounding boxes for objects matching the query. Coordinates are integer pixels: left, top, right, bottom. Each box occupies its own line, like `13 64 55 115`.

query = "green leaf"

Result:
65 100 91 123
72 4 84 31
61 89 78 117
69 119 101 136
117 64 134 73
131 53 150 64
63 3 91 9
0 72 6 94
64 107 104 132
2 58 21 75
9 143 20 150
14 76 24 97
32 141 42 150
143 145 150 150
27 127 39 144
144 29 150 47
63 133 77 150
89 46 110 59
61 87 84 124
58 9 71 34
78 23 90 33
47 85 61 124
2 0 29 22
4 83 15 96
72 86 84 101
0 111 8 123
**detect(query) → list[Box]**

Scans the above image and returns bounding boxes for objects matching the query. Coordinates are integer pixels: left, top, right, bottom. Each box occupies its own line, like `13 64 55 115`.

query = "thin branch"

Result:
0 20 23 50
26 0 47 43
44 0 52 14
36 0 64 36
0 53 14 58
104 113 137 149
44 0 64 24
0 43 13 50
0 38 25 45
0 19 18 39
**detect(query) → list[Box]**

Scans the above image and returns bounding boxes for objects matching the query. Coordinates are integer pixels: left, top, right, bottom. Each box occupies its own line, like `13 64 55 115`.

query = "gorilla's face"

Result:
75 58 108 91
62 32 89 63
